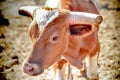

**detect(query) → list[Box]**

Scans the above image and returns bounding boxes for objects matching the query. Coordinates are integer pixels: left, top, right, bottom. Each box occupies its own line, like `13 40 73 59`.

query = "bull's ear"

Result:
67 12 103 25
18 6 39 19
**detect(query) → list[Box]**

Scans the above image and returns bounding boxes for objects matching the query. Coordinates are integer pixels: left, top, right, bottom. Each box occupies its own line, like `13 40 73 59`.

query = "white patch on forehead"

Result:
34 8 59 31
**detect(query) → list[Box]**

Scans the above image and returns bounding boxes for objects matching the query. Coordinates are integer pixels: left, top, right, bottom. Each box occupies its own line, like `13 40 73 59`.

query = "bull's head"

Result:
18 6 102 76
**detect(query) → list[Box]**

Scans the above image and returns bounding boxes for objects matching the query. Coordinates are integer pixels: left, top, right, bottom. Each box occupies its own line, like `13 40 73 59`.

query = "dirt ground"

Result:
0 0 120 80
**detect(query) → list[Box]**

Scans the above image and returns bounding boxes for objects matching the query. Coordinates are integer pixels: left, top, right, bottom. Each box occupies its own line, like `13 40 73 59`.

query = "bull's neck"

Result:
45 0 99 14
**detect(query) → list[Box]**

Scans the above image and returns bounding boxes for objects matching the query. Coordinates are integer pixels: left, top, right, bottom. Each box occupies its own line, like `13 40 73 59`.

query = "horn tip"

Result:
18 6 38 18
96 15 103 24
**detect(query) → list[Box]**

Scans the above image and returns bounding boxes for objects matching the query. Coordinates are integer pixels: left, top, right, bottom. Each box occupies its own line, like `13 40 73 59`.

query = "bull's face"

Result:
24 20 69 76
18 6 102 76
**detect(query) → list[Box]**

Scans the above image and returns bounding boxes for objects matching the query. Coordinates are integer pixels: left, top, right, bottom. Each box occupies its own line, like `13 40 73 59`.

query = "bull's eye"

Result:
53 36 59 41
49 33 59 44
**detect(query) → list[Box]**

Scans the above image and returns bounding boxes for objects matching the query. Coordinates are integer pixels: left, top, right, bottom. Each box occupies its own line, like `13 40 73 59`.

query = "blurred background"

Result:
0 0 120 80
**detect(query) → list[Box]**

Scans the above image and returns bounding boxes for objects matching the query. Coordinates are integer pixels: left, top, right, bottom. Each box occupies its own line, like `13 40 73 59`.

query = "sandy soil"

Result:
0 0 120 80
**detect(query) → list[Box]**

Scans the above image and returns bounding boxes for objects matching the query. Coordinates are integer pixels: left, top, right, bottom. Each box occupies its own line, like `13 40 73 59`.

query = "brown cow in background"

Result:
18 0 102 80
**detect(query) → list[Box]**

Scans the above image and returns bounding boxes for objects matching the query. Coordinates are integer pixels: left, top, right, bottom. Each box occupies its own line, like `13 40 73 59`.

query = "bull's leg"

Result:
67 64 73 80
55 67 65 80
80 62 87 78
85 53 99 80
53 59 73 80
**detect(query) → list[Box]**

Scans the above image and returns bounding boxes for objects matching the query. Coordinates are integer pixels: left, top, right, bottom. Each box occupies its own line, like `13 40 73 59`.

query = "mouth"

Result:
23 63 44 76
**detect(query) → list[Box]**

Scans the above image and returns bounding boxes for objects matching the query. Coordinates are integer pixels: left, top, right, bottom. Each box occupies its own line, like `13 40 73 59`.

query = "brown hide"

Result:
59 0 100 57
29 20 40 42
61 0 99 13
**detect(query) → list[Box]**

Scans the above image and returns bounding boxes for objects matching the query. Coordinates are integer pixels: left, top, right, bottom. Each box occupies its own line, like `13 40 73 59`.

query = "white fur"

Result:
34 8 59 31
55 63 73 80
55 69 65 80
85 53 98 79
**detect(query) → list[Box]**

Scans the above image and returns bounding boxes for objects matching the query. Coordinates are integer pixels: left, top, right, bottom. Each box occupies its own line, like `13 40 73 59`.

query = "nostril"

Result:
23 62 44 76
28 66 34 72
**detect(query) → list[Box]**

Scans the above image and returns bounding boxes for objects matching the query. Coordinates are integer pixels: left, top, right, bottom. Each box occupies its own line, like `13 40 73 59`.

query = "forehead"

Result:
34 8 59 31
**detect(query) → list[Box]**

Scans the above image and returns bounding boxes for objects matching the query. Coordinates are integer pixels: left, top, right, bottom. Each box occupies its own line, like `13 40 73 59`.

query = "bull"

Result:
18 0 103 80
